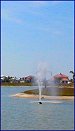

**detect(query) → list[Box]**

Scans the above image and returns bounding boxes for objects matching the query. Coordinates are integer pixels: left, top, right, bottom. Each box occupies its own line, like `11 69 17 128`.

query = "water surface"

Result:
1 86 74 130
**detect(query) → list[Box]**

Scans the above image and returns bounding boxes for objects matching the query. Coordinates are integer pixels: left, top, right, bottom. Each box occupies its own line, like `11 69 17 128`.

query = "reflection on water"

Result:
30 100 63 103
1 86 74 130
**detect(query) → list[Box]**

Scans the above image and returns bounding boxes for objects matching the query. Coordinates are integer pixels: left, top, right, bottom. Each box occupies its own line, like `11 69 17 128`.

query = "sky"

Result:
1 1 74 79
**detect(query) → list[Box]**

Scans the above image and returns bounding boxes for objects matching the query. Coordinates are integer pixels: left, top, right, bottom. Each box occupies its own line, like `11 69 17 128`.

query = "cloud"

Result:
30 1 47 7
37 27 51 32
30 1 64 7
53 30 62 35
31 1 64 6
1 8 24 24
37 26 62 36
1 1 46 23
50 1 64 5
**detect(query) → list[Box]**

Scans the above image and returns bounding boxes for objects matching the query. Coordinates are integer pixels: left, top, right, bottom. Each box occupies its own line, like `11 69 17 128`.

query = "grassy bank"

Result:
24 87 74 96
1 82 32 86
1 82 74 88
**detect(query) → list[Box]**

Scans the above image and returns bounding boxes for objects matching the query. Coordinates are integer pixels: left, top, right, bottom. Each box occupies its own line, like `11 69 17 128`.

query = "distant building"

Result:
25 75 34 83
53 73 69 85
1 76 6 82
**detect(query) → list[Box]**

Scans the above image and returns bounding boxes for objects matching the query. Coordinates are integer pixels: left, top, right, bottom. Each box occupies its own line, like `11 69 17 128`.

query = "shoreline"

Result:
11 93 74 100
1 83 32 86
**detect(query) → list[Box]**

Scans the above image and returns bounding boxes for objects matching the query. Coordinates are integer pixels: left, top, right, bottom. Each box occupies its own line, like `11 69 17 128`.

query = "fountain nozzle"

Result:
39 102 42 104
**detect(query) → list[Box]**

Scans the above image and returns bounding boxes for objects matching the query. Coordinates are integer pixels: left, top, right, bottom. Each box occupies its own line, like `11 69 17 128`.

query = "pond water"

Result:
1 86 74 130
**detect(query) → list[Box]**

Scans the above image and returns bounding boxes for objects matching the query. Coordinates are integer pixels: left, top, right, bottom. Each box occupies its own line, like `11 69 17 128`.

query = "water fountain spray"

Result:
36 62 48 104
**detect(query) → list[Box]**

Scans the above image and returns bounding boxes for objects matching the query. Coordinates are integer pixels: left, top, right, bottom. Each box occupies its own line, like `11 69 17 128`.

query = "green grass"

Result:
1 82 32 86
24 87 74 96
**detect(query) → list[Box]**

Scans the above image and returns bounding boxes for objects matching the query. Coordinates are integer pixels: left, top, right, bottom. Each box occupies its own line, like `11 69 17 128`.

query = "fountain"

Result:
35 62 49 104
38 81 42 104
34 62 62 104
25 62 66 104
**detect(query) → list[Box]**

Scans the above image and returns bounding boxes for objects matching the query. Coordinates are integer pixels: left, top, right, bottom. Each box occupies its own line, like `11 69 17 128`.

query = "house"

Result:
19 77 25 83
53 73 69 85
1 76 6 82
25 75 35 83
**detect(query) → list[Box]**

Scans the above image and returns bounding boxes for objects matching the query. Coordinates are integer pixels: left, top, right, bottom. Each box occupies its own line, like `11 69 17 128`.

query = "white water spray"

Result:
33 62 62 104
36 62 48 103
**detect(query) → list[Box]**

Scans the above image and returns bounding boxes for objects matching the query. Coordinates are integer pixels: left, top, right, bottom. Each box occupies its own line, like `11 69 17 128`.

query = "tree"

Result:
69 71 75 80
